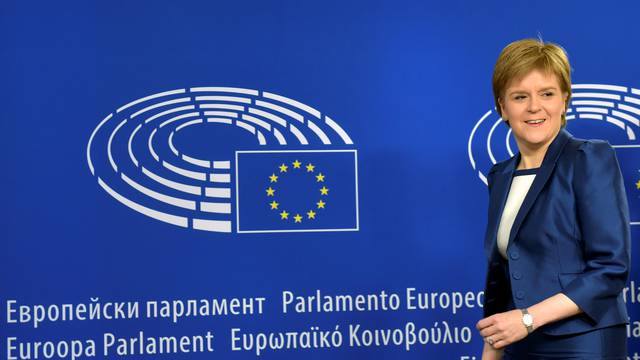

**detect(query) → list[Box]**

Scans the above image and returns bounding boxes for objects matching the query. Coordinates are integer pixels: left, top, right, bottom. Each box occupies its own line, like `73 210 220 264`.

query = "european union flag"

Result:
235 150 358 233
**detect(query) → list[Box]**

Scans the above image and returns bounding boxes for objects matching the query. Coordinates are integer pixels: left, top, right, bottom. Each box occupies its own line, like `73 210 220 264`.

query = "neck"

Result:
516 134 558 170
517 148 546 170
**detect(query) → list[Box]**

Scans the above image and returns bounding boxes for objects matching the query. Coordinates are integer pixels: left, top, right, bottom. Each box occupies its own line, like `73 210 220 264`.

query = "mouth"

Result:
525 119 545 126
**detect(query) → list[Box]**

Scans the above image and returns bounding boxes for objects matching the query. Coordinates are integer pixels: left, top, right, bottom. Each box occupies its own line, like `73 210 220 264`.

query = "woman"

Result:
476 39 631 359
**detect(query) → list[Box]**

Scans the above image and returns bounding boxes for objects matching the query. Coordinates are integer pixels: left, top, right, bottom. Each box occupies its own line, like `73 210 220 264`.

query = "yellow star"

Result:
269 173 278 183
269 201 279 210
294 214 303 223
306 163 315 172
266 187 275 196
280 210 289 220
307 210 316 219
292 160 302 168
279 163 288 172
316 173 325 182
319 186 329 195
636 179 640 190
317 200 326 209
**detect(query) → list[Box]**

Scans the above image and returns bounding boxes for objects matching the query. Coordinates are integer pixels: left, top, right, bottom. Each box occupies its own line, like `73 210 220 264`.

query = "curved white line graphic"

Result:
505 128 514 157
487 118 503 165
117 89 185 113
108 119 127 173
325 116 353 145
263 92 321 119
128 123 142 167
145 105 195 124
148 128 159 162
182 154 210 168
131 98 191 119
190 87 259 96
87 113 112 176
467 109 492 170
168 131 179 156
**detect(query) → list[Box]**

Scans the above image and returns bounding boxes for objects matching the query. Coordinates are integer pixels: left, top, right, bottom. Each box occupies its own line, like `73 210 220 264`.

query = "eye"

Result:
541 91 555 97
513 95 527 101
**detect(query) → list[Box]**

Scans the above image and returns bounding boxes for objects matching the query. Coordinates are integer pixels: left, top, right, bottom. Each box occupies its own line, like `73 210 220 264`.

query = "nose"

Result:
527 95 541 113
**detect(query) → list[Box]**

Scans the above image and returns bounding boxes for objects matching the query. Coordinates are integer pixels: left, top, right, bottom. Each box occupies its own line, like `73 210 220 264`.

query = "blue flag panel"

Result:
236 150 358 233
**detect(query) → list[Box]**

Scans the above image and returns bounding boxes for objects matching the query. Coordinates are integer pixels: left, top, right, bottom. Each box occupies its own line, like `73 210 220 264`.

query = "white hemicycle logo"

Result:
87 87 357 233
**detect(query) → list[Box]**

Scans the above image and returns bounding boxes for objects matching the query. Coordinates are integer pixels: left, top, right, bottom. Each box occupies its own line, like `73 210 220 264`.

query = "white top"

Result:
497 171 537 259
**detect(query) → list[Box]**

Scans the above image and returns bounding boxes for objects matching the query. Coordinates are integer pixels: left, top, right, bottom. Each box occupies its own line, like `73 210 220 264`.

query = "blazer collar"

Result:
496 127 571 175
489 128 572 256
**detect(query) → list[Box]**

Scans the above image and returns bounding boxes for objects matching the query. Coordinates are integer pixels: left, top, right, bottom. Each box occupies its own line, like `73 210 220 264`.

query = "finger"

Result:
491 337 509 349
484 335 499 347
476 317 494 330
479 326 498 338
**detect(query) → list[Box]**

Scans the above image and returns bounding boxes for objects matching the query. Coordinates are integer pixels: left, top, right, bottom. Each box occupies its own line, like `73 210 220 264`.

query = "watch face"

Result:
523 313 533 326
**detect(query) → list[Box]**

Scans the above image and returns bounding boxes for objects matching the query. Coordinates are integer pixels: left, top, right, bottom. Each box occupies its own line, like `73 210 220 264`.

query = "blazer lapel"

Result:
507 129 572 248
485 156 517 259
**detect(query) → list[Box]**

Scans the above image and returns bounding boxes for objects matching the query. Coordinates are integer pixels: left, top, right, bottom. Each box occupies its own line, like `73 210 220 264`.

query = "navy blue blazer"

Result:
482 128 631 336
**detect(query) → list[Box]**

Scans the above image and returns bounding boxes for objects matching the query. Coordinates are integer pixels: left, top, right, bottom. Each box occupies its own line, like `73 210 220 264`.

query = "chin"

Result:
523 134 553 146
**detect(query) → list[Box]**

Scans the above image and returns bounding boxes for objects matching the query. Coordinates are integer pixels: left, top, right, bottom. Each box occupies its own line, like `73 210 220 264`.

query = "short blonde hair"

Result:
492 38 572 127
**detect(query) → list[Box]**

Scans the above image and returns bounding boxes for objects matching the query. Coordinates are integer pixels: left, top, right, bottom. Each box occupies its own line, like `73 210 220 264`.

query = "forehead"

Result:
505 69 561 91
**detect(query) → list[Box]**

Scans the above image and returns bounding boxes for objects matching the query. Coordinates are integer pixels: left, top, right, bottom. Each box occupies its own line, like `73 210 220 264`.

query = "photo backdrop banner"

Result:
2 1 639 359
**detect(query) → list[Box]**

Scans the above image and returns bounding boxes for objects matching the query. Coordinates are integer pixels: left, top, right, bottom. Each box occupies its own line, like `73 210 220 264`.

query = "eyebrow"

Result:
507 87 559 96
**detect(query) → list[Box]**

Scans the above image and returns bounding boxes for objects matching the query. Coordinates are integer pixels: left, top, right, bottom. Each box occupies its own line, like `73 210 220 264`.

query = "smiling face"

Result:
499 69 568 156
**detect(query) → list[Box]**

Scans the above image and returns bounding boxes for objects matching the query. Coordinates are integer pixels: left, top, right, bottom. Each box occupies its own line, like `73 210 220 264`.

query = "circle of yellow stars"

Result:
265 159 329 224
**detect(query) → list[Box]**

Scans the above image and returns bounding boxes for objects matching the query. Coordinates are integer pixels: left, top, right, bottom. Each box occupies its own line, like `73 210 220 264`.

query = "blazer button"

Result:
515 290 525 299
510 250 520 260
512 271 522 280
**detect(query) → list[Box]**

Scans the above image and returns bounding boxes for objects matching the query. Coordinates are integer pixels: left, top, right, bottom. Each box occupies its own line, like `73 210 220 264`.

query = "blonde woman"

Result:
477 39 630 359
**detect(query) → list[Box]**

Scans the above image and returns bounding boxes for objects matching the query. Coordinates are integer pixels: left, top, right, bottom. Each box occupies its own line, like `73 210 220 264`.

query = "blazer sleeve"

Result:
561 140 631 324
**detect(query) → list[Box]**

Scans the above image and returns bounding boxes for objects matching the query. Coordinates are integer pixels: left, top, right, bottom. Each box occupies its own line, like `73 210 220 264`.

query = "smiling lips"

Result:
525 119 545 126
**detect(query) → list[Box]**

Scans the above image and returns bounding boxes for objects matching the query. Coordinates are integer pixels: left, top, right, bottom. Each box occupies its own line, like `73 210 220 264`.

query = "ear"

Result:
498 97 507 121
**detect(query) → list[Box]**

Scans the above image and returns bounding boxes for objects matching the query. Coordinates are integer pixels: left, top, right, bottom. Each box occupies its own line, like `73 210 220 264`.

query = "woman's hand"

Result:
476 309 528 349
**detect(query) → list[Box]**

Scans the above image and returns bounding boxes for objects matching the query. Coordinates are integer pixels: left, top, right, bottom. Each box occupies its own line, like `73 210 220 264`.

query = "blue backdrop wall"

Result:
2 1 639 359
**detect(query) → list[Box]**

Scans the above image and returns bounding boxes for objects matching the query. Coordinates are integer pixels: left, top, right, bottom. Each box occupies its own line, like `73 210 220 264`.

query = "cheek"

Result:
508 107 527 120
502 103 520 117
551 103 566 116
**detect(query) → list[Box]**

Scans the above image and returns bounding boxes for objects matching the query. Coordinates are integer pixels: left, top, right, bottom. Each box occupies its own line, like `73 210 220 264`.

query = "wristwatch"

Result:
521 308 534 333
